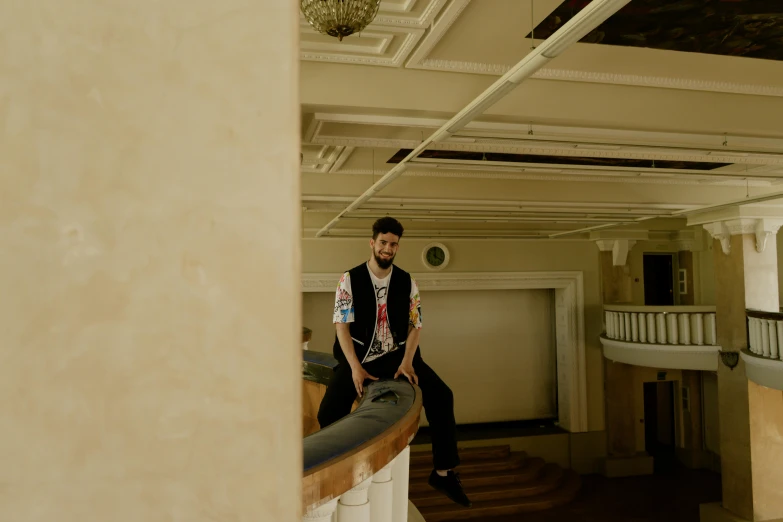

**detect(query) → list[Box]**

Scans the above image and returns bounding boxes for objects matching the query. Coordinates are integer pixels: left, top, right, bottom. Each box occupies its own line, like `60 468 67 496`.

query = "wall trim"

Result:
600 336 720 371
302 271 588 432
741 349 783 392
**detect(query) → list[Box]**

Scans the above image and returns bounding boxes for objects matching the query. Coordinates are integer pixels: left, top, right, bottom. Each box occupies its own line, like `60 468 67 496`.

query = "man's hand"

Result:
351 364 378 397
394 361 418 386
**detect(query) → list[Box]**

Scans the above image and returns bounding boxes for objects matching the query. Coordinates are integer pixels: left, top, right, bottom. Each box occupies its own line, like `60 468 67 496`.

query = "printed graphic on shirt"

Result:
332 266 422 363
410 278 422 329
333 272 354 323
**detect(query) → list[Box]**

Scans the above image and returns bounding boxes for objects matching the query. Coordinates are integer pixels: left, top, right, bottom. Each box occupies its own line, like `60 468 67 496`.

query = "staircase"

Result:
408 445 581 521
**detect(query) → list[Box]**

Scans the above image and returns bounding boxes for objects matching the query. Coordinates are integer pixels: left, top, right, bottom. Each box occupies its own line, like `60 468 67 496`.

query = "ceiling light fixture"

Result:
300 0 381 41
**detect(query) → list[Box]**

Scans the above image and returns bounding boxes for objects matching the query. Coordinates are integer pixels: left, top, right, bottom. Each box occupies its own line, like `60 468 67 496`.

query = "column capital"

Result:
701 218 783 255
591 231 647 267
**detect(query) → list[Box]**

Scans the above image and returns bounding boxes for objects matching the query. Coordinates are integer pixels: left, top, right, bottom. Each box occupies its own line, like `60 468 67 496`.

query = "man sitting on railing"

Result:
318 216 472 509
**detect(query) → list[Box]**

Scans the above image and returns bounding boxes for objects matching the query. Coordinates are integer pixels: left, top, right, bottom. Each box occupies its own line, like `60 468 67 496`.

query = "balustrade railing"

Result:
302 348 422 522
604 305 717 346
747 310 783 361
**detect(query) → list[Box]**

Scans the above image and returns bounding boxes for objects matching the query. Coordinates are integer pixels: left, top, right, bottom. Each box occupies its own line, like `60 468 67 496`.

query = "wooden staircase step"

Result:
409 445 511 467
409 452 526 479
409 457 545 494
409 463 564 508
417 469 582 521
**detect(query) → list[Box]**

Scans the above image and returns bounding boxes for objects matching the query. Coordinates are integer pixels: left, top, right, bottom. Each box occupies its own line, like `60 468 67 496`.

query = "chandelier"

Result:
301 0 382 41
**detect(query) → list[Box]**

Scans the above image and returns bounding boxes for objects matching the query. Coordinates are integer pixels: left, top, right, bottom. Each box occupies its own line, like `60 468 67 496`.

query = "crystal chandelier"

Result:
301 0 382 41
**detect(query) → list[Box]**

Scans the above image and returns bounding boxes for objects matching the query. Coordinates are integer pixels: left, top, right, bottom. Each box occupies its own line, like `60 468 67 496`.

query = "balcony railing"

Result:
742 310 783 392
747 310 783 361
302 349 423 522
601 305 720 371
604 305 718 346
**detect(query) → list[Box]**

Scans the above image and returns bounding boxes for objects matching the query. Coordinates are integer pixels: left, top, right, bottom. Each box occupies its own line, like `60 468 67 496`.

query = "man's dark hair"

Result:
372 216 404 240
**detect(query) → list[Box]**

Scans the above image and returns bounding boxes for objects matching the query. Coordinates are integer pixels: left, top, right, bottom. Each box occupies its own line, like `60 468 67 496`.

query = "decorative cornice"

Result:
302 271 584 292
374 0 449 27
300 28 424 67
326 168 773 187
311 136 783 166
412 59 783 98
405 0 472 67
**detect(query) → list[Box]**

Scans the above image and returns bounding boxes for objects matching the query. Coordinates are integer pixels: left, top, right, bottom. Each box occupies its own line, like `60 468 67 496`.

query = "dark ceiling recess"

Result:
387 149 730 171
528 0 783 61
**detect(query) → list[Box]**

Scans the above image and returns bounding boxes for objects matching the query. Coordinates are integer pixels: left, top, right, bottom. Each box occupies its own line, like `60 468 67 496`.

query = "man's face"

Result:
370 232 400 269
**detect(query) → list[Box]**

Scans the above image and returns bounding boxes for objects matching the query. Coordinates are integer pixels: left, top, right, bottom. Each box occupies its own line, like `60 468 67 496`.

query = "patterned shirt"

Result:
333 264 422 363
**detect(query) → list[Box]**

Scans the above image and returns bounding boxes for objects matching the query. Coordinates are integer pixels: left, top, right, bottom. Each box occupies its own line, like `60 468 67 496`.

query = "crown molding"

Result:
411 60 783 98
405 0 472 67
300 28 424 67
310 136 783 166
327 168 773 187
374 0 449 27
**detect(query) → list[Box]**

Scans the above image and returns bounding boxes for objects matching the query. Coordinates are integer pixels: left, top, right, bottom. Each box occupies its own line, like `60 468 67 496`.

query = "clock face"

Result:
426 246 445 267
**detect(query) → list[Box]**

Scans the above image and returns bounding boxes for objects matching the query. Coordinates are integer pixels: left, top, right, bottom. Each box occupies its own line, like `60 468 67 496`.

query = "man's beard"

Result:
374 250 394 269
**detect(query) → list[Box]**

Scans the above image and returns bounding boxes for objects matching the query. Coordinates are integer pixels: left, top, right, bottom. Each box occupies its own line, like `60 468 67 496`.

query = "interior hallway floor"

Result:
485 463 722 522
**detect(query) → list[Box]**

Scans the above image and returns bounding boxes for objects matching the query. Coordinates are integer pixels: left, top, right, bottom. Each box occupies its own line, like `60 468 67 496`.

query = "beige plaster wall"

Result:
0 2 302 520
301 238 605 431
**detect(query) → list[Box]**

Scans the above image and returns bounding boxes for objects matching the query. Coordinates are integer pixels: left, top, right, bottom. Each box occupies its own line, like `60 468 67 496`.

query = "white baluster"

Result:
624 313 632 341
691 313 704 346
750 318 759 354
611 313 618 339
370 462 394 522
337 477 372 522
647 314 656 344
656 313 667 344
667 313 679 345
605 311 613 338
768 320 778 360
762 319 771 357
619 313 626 340
639 313 647 343
777 321 783 361
304 498 339 522
704 314 717 345
631 313 639 342
678 314 691 345
391 447 411 522
755 318 764 355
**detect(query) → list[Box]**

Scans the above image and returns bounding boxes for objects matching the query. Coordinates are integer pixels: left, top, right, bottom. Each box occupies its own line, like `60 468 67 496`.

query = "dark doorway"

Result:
643 381 677 473
643 253 675 305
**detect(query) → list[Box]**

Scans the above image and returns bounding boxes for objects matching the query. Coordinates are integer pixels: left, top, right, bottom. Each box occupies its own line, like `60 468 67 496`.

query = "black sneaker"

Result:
428 469 472 508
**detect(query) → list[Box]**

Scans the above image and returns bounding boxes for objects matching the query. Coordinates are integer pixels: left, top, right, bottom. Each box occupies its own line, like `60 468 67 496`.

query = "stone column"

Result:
0 1 301 521
594 234 652 476
693 213 783 522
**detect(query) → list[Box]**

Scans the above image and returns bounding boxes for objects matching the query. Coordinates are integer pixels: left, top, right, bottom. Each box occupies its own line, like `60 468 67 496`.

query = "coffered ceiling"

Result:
299 0 783 240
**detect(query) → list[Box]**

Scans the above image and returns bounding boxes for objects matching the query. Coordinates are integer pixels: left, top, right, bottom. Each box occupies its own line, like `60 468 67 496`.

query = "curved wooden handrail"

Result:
747 309 783 321
300 348 423 513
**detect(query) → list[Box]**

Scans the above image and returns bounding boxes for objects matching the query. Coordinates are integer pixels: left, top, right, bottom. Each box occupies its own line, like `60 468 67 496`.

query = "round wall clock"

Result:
422 242 450 271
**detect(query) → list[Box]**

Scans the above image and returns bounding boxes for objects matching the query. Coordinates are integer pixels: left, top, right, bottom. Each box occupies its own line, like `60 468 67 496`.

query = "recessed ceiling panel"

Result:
531 0 783 61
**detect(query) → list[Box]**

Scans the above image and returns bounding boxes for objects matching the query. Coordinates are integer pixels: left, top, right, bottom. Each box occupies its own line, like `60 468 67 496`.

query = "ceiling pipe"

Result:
548 189 783 238
315 0 633 237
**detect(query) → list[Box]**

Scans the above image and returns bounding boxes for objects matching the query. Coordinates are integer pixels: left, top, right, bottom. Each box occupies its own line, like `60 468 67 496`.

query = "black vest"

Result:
333 263 412 364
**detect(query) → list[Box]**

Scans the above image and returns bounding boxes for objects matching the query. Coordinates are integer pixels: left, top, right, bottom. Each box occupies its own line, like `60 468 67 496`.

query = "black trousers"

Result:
317 349 460 470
